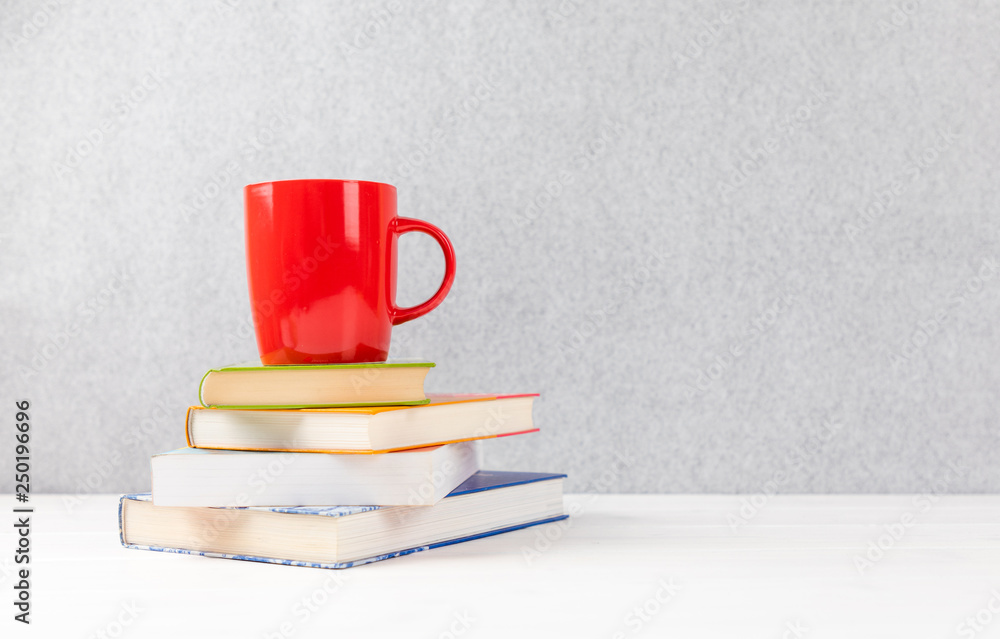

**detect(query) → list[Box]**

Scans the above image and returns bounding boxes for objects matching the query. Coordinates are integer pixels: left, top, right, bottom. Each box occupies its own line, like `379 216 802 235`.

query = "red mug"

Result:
244 179 457 365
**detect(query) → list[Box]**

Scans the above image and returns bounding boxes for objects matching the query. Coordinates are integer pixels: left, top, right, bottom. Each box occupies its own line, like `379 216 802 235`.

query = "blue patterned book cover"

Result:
120 470 567 569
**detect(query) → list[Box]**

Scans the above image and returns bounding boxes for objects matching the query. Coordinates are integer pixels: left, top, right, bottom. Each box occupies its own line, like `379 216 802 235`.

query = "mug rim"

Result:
245 178 396 191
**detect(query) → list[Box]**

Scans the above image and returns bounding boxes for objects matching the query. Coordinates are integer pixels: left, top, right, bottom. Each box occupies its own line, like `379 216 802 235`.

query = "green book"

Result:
198 360 433 409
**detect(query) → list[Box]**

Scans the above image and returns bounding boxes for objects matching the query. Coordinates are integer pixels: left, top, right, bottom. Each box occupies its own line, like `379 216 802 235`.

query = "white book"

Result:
151 441 480 507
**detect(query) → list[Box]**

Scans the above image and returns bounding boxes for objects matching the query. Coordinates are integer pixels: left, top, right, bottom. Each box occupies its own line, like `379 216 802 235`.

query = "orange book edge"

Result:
185 428 540 455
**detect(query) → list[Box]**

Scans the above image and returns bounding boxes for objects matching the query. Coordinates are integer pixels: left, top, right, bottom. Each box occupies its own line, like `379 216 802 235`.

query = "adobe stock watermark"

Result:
52 68 169 182
843 126 959 243
340 1 405 58
351 288 472 398
544 0 586 27
226 235 338 348
853 458 968 574
352 288 467 392
62 396 176 512
386 444 480 529
385 288 463 362
386 70 503 182
512 117 626 229
432 610 476 639
774 621 809 639
551 249 668 363
179 105 293 225
214 0 241 17
19 266 131 381
728 415 842 531
83 600 142 639
875 1 921 39
673 0 754 71
348 291 468 393
609 578 680 638
885 257 998 372
4 0 60 54
186 453 298 548
405 445 476 507
681 288 798 401
956 590 1000 639
732 257 773 301
522 452 631 565
264 572 350 639
717 85 833 202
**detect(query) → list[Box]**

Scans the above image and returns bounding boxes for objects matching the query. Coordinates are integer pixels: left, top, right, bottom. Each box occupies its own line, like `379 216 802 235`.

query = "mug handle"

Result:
389 217 457 326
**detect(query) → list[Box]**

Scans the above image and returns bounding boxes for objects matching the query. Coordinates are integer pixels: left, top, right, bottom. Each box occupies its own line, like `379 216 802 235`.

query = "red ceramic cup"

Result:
244 179 457 365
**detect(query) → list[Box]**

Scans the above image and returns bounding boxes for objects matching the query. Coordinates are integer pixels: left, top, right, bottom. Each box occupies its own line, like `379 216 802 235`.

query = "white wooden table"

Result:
3 494 1000 637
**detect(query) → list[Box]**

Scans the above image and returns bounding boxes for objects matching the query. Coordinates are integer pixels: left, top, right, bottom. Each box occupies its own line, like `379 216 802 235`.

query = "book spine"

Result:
118 495 127 546
184 406 197 448
197 369 214 407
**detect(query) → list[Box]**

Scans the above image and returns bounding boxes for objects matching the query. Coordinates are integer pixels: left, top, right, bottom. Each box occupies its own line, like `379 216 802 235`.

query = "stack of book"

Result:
119 361 566 568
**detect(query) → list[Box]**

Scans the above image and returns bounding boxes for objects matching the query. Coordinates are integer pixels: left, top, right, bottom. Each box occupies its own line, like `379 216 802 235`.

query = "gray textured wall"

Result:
2 0 999 495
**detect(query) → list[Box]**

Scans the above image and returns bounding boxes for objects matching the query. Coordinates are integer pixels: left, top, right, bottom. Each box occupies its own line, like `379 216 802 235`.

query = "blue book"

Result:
120 471 567 569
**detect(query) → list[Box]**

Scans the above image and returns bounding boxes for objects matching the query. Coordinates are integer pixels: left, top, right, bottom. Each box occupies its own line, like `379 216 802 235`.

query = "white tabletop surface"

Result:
3 493 1000 638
